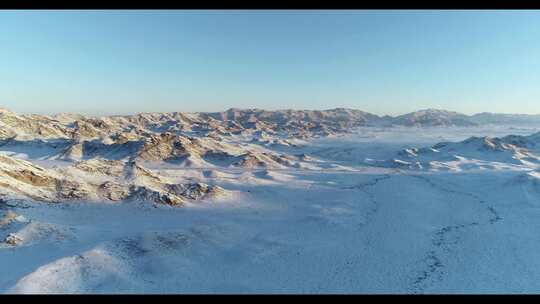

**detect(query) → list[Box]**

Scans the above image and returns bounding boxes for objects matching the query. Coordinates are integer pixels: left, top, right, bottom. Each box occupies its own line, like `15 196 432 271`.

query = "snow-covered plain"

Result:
2 125 540 294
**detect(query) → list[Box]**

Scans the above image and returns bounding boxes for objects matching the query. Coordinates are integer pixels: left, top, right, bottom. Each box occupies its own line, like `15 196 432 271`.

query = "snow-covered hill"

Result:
391 109 478 127
378 132 540 171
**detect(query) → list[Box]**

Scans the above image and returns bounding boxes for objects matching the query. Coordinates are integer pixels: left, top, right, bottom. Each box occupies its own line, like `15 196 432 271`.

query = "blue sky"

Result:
1 10 540 116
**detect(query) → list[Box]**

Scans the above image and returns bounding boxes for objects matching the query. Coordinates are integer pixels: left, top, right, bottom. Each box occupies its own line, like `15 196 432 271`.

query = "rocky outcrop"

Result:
98 181 130 201
165 183 225 200
55 180 92 200
232 151 297 169
128 186 184 206
136 133 206 162
74 159 125 177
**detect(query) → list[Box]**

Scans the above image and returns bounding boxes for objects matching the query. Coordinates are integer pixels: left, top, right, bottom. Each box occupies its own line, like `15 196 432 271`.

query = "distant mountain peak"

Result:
393 108 476 127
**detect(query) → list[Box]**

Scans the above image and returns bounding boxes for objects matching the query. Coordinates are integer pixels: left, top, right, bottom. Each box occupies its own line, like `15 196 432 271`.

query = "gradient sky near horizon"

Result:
2 10 540 116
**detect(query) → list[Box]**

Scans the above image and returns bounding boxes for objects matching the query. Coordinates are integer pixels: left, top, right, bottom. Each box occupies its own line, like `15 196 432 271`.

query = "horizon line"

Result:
5 106 540 118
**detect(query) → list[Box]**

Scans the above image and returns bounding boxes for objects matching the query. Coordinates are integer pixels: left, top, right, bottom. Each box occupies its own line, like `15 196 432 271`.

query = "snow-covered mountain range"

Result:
3 106 540 142
3 105 540 293
0 106 539 206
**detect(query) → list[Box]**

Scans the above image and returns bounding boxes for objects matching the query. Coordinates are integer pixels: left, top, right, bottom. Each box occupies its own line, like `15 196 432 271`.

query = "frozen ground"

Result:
2 125 540 293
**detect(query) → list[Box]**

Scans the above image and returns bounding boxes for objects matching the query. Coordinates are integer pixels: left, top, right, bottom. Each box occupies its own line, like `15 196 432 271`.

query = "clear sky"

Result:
1 10 540 116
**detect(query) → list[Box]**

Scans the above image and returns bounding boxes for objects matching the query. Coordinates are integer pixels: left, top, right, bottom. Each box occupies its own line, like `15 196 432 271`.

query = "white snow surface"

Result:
2 125 540 293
